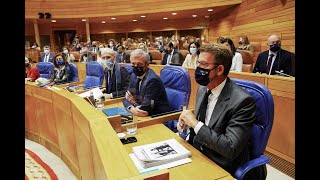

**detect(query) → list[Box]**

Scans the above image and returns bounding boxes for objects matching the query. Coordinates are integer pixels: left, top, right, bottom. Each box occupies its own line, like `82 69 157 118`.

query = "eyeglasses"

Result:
196 60 220 67
268 41 281 45
102 56 112 59
56 58 63 60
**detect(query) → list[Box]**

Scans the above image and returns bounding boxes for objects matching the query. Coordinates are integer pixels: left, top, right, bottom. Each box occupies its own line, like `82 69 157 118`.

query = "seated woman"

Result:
62 46 75 63
236 35 254 54
182 41 200 69
25 56 40 82
220 38 243 72
53 53 71 84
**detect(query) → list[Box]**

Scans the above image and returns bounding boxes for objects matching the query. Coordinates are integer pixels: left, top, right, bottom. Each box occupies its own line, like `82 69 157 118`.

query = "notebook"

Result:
102 107 132 117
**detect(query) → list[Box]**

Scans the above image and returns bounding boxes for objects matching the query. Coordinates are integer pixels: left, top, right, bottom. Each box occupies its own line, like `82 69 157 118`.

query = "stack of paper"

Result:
77 87 103 100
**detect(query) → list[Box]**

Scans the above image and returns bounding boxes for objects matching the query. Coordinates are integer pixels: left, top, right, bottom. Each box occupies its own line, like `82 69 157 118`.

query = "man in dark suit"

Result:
253 34 294 76
123 49 172 116
99 48 130 99
116 45 130 63
40 45 55 63
178 43 265 179
161 42 184 66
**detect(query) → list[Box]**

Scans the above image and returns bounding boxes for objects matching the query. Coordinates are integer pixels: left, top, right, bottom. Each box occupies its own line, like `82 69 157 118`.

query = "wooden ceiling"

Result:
25 0 241 24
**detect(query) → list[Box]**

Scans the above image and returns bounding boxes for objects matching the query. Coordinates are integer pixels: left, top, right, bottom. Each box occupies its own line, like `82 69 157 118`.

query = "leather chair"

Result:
231 78 274 180
68 63 79 82
251 42 261 63
179 50 190 60
238 50 254 72
70 51 80 61
36 62 54 79
160 65 191 132
83 62 104 89
148 50 163 64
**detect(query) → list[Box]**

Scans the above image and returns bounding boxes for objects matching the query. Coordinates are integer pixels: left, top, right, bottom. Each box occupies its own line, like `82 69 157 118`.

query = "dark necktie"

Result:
107 70 112 93
136 78 142 95
266 54 274 75
188 90 212 144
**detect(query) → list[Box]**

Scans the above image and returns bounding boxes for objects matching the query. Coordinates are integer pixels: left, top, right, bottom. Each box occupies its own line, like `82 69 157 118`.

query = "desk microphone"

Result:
275 70 293 77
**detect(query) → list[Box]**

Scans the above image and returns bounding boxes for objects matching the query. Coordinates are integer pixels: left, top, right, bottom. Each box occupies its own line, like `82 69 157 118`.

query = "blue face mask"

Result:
194 66 218 86
44 49 49 55
269 43 281 52
105 59 114 69
56 60 65 65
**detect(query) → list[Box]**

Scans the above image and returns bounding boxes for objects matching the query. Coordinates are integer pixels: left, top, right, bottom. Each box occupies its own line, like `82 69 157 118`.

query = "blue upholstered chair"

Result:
160 65 191 132
68 63 78 82
231 78 274 180
36 62 54 79
83 62 104 89
123 63 133 76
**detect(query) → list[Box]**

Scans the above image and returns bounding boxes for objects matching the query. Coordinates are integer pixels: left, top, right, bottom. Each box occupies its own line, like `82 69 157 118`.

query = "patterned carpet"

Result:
25 148 58 180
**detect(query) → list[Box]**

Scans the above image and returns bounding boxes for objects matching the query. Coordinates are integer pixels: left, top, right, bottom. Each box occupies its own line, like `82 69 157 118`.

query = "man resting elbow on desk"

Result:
123 49 172 117
177 43 264 180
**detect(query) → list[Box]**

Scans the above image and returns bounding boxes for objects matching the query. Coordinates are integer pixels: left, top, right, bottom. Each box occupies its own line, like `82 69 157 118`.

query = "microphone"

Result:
275 70 293 77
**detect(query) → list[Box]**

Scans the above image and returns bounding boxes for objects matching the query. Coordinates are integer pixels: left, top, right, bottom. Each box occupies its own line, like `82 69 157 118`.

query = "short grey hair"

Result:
130 49 150 62
101 48 116 57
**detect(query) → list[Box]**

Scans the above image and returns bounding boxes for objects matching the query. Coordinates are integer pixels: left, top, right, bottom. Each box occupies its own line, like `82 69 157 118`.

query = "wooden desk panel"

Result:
123 124 231 180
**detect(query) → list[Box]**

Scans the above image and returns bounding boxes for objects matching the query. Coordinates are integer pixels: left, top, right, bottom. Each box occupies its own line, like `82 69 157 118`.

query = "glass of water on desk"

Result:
125 115 138 135
179 105 189 140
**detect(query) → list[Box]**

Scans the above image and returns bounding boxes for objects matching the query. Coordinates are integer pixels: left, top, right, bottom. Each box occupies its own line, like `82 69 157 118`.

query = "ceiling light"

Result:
133 19 137 21
163 17 168 20
82 19 86 21
141 15 146 18
111 17 116 20
172 13 177 15
208 9 213 11
102 21 106 23
192 15 197 17
51 20 56 22
205 15 210 18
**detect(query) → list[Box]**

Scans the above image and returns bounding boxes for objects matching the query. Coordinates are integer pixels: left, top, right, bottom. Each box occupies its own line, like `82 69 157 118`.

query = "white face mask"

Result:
44 49 49 55
201 37 205 41
190 48 197 55
63 50 68 54
105 59 114 69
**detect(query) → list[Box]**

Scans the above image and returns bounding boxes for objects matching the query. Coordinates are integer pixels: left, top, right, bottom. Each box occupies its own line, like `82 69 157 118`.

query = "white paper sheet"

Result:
77 87 103 99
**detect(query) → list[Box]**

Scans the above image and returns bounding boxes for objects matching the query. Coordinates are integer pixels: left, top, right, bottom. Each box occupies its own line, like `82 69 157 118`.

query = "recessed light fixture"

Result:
141 15 146 18
82 19 86 21
172 13 177 15
51 20 56 22
163 17 168 20
102 21 106 23
133 19 137 21
111 17 116 20
205 15 210 18
192 15 197 17
208 9 213 11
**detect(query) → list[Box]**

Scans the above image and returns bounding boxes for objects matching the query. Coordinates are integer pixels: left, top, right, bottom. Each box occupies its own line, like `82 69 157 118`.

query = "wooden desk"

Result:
25 82 233 180
123 124 232 179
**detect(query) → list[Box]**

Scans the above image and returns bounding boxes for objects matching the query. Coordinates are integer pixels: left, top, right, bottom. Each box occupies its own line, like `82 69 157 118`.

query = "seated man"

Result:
40 45 54 63
253 34 294 76
99 48 130 99
178 43 264 179
161 42 184 66
123 49 172 116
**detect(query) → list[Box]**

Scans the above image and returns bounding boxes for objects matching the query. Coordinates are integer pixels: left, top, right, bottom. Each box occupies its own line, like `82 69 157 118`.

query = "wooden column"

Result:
33 19 41 47
86 20 91 42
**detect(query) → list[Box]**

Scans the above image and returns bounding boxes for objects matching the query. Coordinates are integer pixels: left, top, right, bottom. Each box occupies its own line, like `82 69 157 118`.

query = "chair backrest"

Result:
238 50 254 72
70 51 80 61
148 50 163 65
83 62 104 89
160 66 191 110
36 62 54 79
231 78 274 159
122 63 133 77
179 50 190 60
251 42 261 63
68 63 78 82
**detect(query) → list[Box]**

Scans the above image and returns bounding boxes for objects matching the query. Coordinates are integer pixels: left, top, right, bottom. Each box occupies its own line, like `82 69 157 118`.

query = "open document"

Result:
132 138 191 168
77 87 103 100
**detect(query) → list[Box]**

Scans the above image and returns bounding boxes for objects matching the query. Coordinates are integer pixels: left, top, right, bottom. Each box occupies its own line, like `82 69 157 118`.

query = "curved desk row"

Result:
25 82 233 180
75 62 295 164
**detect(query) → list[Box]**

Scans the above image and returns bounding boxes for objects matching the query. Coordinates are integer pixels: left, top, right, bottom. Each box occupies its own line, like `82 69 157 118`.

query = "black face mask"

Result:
269 43 281 52
92 45 96 47
25 63 30 68
132 66 145 77
194 66 218 86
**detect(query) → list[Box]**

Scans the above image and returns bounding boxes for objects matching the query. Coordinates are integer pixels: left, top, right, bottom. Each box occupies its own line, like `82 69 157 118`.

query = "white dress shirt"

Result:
267 51 277 75
194 78 227 134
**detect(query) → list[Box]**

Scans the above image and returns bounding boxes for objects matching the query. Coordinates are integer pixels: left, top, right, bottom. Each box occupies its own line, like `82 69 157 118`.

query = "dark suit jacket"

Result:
53 65 71 84
103 63 130 98
40 53 55 63
161 49 184 65
191 78 256 175
80 53 95 62
253 49 294 76
123 68 172 115
116 52 130 63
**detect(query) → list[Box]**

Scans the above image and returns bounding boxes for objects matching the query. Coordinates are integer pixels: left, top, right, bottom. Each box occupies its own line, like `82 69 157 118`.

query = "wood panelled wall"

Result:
208 0 295 53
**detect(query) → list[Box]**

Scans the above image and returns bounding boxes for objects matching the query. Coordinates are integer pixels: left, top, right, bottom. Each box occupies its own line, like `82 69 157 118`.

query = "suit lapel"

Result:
195 86 206 117
208 78 231 128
